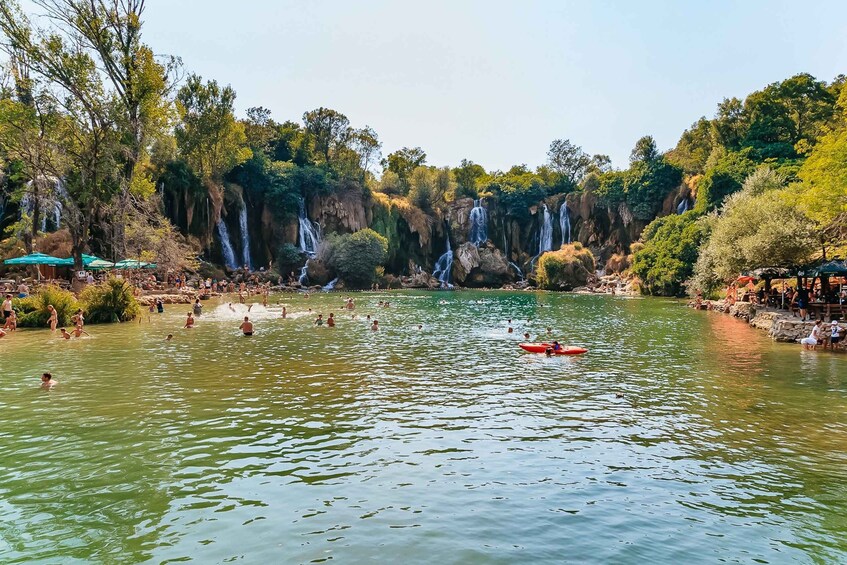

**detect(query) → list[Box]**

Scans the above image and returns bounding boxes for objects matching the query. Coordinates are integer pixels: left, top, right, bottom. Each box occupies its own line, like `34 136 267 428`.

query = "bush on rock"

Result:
535 243 595 290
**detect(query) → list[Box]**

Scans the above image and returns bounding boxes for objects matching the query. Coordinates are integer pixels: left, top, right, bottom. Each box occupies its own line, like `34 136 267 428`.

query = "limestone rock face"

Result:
310 188 369 234
444 198 476 246
452 242 480 284
304 258 332 286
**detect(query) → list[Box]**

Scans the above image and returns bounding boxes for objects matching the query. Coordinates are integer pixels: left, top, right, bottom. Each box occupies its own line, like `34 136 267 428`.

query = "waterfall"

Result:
238 205 252 271
559 201 571 246
322 277 338 291
468 199 488 246
432 231 454 288
217 219 239 270
509 262 524 281
297 199 322 285
676 198 690 214
538 204 553 255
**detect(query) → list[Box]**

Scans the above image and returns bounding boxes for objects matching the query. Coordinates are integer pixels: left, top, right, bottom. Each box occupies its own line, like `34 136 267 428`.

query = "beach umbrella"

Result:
114 259 156 269
87 259 115 270
736 275 754 284
3 252 65 266
814 260 847 276
56 254 110 268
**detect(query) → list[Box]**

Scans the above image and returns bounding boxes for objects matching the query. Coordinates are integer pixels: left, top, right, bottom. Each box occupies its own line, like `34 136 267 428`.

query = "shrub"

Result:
329 228 388 288
631 212 706 297
12 285 80 328
79 278 141 323
276 242 304 275
535 243 596 290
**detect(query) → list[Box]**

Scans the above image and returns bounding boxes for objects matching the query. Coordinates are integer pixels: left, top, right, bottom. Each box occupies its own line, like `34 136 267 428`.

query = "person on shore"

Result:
41 372 57 388
828 320 843 349
47 305 58 331
193 299 203 317
371 320 379 331
2 294 12 322
796 286 809 321
800 320 823 349
240 316 253 336
184 312 195 328
315 314 324 326
327 313 335 328
17 281 29 298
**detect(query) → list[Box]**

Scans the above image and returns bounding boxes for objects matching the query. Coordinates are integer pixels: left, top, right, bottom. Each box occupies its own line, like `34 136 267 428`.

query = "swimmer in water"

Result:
165 334 173 341
371 320 379 331
508 326 513 334
41 372 57 388
72 326 90 338
228 303 235 312
315 314 324 326
523 332 530 340
59 328 72 340
327 313 335 327
240 316 253 336
184 312 195 328
546 327 552 335
417 324 423 330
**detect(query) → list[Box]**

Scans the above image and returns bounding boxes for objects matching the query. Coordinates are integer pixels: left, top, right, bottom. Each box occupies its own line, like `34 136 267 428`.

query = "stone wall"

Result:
694 300 834 343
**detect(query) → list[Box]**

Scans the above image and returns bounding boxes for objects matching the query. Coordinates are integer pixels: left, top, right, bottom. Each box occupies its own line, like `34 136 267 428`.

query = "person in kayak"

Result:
551 341 562 352
240 316 253 336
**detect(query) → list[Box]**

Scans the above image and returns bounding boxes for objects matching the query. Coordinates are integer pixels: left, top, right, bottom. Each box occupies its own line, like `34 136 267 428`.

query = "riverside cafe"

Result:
2 253 154 286
745 260 847 321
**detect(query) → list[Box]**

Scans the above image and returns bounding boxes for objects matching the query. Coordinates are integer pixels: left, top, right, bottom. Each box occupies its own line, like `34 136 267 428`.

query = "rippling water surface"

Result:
1 291 846 563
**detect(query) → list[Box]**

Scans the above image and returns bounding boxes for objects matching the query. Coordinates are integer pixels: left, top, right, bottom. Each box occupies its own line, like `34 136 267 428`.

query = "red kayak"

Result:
519 342 588 355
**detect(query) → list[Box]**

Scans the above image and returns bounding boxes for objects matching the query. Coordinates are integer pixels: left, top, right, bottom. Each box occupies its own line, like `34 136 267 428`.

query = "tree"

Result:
454 158 485 199
667 117 713 174
350 125 381 175
535 243 595 290
629 135 659 164
588 154 612 174
547 138 591 185
631 212 706 296
694 148 756 211
329 228 388 288
175 75 251 182
302 107 350 165
382 146 426 193
692 188 817 289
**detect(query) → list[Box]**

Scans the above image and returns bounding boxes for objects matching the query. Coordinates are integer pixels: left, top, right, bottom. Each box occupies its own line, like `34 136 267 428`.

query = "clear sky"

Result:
140 0 847 172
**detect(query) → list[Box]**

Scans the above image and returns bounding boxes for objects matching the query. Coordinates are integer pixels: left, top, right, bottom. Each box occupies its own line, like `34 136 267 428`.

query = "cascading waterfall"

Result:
432 228 454 288
538 204 553 255
298 199 322 285
238 205 252 271
509 262 524 281
20 177 65 232
322 277 338 291
559 201 572 246
468 199 488 246
217 219 239 270
676 198 690 214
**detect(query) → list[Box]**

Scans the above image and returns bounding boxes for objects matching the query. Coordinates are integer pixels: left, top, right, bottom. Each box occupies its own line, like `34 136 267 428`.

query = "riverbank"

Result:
691 299 843 343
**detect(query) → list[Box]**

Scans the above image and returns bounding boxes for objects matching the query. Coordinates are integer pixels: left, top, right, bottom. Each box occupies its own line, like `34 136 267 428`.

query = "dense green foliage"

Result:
12 285 80 328
79 279 141 324
328 229 388 288
535 243 595 290
631 212 706 296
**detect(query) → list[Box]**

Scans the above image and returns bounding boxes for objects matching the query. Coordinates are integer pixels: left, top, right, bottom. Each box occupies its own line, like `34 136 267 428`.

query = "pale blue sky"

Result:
142 0 846 171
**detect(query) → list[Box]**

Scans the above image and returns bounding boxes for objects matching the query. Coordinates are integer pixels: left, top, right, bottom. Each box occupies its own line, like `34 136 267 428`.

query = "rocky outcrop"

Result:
452 242 514 287
303 258 332 286
310 187 370 234
444 198 476 246
452 242 480 284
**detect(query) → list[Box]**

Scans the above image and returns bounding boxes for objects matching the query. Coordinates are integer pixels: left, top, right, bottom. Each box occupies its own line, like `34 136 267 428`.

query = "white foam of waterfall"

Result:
238 205 252 270
217 219 239 270
509 262 524 281
538 204 553 255
297 199 322 285
559 201 571 246
432 234 453 288
322 277 338 291
468 199 488 246
677 199 690 214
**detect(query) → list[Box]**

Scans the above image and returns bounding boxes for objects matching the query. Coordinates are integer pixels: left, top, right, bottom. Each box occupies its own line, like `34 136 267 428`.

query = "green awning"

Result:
113 259 156 269
3 252 65 266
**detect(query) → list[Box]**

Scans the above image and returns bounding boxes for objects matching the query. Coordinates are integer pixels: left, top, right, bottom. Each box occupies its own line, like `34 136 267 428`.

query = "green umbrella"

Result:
87 259 115 270
3 252 65 266
56 254 108 268
114 259 156 269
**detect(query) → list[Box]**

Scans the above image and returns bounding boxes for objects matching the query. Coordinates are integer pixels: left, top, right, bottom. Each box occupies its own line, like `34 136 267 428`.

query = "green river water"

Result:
1 290 846 564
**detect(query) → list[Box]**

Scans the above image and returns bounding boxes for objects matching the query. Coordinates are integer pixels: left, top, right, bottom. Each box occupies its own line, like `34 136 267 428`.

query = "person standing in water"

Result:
193 299 203 317
184 312 195 328
47 305 58 331
281 306 287 319
41 372 57 388
327 313 335 327
2 294 12 322
59 328 72 340
240 316 254 336
314 314 324 326
156 298 164 313
371 320 379 331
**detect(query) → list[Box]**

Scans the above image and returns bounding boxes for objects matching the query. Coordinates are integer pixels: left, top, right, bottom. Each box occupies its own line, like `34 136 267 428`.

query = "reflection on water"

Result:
1 291 846 563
